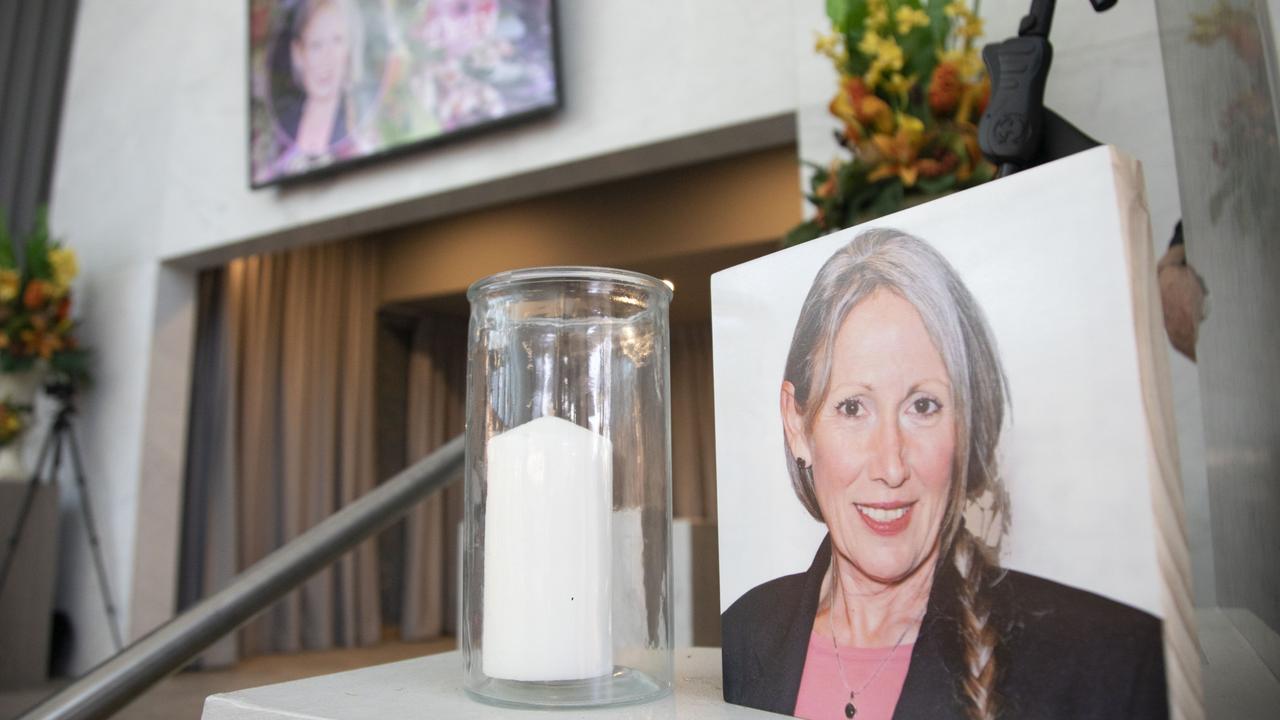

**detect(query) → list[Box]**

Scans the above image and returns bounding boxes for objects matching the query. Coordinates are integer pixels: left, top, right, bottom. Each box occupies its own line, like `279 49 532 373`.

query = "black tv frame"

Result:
247 0 563 190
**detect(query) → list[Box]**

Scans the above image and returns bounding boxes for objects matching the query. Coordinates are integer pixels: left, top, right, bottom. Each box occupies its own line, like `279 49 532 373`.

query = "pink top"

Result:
793 631 914 720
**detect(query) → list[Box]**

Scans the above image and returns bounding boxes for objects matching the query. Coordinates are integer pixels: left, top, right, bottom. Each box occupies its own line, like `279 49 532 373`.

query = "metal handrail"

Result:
18 435 465 720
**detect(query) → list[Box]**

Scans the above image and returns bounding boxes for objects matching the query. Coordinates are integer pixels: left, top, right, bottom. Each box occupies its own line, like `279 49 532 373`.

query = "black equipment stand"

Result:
0 382 123 651
979 0 1117 177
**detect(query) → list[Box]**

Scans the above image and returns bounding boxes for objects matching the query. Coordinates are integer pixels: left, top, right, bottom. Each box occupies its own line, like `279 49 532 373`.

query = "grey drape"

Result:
0 0 78 243
671 322 717 520
398 316 467 640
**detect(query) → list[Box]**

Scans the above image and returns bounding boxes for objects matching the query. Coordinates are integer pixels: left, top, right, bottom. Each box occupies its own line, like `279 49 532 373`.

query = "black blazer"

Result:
722 537 1169 719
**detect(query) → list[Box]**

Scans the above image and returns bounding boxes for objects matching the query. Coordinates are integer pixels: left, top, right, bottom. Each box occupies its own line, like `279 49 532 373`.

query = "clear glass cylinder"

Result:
462 267 674 708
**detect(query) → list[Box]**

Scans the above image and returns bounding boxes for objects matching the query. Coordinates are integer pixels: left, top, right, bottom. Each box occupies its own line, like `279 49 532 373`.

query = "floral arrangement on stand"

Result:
0 210 87 474
786 0 996 246
0 211 88 384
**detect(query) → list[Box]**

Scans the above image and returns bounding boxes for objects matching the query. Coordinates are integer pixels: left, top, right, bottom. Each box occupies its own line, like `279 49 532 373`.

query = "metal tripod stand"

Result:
0 382 123 651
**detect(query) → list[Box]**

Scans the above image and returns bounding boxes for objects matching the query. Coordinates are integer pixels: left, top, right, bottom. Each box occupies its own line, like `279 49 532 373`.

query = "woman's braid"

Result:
952 528 1001 720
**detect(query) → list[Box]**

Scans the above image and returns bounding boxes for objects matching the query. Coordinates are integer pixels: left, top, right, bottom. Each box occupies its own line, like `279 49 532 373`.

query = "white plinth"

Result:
201 648 771 720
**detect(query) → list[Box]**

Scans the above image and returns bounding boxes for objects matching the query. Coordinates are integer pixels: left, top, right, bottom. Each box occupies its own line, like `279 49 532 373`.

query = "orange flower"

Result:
830 75 896 137
23 280 47 310
40 334 64 359
917 151 960 178
829 77 862 122
840 122 864 146
868 138 918 185
955 132 995 181
19 328 63 360
857 95 894 133
815 165 840 200
929 62 962 115
56 297 71 323
829 75 871 141
867 116 927 186
841 75 870 106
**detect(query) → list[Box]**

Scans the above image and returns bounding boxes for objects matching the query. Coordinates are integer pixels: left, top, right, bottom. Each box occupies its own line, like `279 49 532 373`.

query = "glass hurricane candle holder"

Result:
462 267 674 708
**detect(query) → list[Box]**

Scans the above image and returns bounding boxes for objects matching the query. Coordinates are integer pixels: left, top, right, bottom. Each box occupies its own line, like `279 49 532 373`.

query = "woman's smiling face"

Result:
293 3 350 102
784 288 956 585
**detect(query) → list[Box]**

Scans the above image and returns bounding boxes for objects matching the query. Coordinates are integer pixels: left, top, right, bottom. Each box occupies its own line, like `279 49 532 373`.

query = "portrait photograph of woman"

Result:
711 149 1198 720
249 0 559 187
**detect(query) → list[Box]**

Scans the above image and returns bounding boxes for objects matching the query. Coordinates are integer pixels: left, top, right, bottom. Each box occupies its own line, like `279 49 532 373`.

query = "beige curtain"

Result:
183 240 383 661
671 322 717 520
398 316 467 640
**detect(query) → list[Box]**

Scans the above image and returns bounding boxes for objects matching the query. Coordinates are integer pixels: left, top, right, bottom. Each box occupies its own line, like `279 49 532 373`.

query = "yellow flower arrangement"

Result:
786 0 996 246
0 400 29 447
895 6 930 34
0 208 90 383
0 270 18 303
49 247 79 297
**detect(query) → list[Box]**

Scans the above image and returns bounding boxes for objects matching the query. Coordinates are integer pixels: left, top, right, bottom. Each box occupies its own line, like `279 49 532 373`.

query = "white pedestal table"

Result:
201 648 774 719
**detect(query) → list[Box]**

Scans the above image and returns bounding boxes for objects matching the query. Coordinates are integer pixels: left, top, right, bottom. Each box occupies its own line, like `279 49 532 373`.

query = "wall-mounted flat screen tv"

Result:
249 0 560 188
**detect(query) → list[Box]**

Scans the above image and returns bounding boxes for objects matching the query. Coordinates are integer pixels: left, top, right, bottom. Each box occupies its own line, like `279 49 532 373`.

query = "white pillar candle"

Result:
482 415 613 681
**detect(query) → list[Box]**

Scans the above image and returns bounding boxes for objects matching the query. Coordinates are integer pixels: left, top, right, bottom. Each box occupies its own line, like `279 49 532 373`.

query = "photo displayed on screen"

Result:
711 149 1198 720
249 0 559 187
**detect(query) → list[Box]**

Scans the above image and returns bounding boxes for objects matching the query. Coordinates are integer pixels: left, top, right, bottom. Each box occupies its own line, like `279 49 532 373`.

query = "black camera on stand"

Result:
979 0 1117 176
0 379 123 652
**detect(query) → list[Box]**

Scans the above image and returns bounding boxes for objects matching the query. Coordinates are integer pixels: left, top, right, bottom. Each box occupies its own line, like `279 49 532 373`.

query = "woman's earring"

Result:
796 457 813 481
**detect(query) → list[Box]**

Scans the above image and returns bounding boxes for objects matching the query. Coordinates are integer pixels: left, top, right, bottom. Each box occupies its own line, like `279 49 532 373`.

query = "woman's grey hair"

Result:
782 228 1010 552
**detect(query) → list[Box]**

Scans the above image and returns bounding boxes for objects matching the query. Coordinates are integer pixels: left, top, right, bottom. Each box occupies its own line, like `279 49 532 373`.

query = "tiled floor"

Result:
0 637 455 720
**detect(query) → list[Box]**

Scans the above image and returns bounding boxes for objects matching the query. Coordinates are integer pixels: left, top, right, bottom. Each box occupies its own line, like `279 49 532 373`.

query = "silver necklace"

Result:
825 572 925 719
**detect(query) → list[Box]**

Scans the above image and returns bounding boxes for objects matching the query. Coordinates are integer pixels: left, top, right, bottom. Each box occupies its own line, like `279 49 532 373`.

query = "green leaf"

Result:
846 0 870 32
968 161 995 184
866 179 906 219
25 207 52 280
51 348 93 388
839 180 878 226
784 221 825 248
902 28 937 78
927 0 951 47
916 172 957 194
837 161 866 191
827 0 853 30
0 209 13 269
845 31 871 74
807 163 833 191
0 353 36 374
